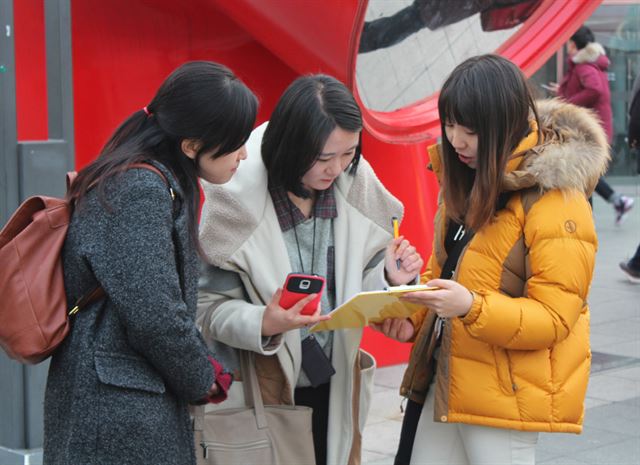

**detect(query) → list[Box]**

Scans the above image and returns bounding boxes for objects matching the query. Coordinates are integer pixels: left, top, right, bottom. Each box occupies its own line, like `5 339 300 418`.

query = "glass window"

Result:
356 0 542 112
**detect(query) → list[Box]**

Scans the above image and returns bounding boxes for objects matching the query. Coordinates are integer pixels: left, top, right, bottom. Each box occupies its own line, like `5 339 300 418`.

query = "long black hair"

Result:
570 25 595 50
438 54 539 230
261 74 362 198
68 61 258 250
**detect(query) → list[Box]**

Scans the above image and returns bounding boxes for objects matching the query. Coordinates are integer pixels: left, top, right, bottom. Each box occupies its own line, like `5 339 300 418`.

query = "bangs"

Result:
201 82 259 158
438 72 483 132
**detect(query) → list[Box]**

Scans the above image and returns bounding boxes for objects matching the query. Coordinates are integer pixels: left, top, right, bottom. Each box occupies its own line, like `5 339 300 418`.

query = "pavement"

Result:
362 181 640 465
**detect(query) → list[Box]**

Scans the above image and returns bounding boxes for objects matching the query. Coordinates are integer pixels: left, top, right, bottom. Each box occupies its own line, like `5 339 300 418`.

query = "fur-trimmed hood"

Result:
572 42 608 69
502 99 610 195
428 99 610 197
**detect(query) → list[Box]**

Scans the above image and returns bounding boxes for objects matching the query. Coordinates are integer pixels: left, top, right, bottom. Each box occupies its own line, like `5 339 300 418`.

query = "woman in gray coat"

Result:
43 61 257 465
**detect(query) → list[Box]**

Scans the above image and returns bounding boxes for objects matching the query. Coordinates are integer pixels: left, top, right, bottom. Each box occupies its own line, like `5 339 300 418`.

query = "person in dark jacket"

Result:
553 25 634 225
43 61 257 465
627 67 640 157
619 69 640 283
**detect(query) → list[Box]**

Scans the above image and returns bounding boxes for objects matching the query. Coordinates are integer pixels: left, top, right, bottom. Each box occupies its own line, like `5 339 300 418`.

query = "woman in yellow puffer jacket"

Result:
373 54 609 465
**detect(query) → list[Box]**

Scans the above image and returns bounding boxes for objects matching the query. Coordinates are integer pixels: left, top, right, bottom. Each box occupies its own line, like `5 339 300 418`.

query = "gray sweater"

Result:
43 165 215 465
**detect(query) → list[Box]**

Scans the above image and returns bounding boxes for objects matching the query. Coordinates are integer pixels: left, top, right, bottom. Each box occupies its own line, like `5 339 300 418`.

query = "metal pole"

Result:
0 0 74 462
0 0 19 225
0 0 28 461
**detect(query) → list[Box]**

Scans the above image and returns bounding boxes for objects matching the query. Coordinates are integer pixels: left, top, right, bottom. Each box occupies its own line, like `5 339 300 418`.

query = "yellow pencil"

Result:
392 217 400 270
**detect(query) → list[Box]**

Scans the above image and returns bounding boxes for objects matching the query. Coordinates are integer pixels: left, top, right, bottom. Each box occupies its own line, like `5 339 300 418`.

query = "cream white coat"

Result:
198 122 404 465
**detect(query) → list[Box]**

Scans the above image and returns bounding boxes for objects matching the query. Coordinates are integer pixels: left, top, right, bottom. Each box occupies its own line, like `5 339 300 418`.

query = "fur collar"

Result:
502 99 610 195
572 42 606 64
429 99 610 196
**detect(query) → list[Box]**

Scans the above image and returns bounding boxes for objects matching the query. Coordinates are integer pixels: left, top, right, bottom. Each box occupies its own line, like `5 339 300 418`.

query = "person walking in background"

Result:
374 54 609 465
43 61 258 465
197 74 423 465
552 25 634 225
620 244 640 283
619 67 640 283
627 65 640 152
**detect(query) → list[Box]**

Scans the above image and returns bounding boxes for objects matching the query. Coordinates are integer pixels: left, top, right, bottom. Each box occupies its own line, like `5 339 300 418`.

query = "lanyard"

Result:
287 197 317 275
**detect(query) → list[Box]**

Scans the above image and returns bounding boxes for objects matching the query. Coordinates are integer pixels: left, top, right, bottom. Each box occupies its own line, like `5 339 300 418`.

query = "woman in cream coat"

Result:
197 75 423 465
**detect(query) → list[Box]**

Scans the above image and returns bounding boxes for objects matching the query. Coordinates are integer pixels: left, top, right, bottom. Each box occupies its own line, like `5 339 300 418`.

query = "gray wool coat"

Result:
43 164 216 465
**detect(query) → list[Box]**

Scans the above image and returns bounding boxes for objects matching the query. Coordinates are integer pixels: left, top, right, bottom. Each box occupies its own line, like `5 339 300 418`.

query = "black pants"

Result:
595 177 615 201
394 399 424 465
631 244 640 269
295 382 330 465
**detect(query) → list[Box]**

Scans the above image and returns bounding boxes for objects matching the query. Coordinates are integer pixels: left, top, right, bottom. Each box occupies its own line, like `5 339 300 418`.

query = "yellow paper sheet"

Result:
309 285 437 332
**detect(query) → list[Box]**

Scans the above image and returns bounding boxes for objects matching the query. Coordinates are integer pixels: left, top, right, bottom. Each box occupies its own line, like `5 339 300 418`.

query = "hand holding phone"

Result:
261 275 330 337
279 273 326 316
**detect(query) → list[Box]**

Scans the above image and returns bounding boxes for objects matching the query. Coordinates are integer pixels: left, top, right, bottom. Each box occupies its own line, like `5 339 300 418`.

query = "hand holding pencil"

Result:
384 217 424 286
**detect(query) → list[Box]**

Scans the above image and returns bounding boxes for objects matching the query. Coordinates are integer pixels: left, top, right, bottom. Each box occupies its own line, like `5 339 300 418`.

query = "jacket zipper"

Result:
201 439 270 458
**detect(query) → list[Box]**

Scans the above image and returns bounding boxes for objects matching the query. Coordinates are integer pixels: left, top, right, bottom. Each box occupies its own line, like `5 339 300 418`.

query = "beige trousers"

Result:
409 385 538 465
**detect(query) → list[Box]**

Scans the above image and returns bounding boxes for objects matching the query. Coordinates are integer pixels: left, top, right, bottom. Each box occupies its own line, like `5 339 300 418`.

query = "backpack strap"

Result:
67 162 176 202
129 163 179 220
439 225 474 280
129 162 177 202
68 286 105 315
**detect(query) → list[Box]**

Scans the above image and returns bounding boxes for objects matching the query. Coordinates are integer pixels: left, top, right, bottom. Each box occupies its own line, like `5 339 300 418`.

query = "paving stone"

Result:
583 396 611 410
582 398 640 436
595 340 640 359
590 319 640 341
590 351 640 374
609 365 640 380
537 425 631 456
538 456 594 465
572 437 640 465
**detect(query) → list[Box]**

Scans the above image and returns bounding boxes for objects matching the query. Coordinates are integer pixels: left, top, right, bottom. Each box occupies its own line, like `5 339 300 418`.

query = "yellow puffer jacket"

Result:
400 99 610 434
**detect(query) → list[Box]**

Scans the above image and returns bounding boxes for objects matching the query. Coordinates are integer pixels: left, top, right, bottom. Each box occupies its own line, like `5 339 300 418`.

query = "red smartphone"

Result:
279 273 326 316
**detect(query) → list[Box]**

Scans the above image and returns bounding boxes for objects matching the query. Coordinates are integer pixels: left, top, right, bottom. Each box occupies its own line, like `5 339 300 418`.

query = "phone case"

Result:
279 273 326 316
300 335 336 387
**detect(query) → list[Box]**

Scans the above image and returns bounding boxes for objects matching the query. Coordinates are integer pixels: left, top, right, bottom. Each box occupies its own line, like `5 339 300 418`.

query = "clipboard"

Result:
309 284 438 332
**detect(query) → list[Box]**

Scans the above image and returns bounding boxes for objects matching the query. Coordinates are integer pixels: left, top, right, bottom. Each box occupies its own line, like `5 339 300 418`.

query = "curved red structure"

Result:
14 0 601 366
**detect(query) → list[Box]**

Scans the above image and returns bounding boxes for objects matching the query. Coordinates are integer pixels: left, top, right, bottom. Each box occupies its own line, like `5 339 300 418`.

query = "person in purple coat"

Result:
551 25 634 225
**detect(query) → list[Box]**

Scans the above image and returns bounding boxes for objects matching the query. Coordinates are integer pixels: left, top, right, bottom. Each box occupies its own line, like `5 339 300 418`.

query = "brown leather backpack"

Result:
0 164 168 364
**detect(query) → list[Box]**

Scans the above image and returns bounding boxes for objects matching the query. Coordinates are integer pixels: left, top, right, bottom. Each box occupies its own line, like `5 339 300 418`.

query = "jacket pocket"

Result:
95 351 166 394
492 347 516 395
